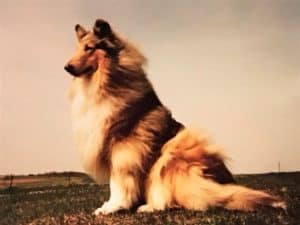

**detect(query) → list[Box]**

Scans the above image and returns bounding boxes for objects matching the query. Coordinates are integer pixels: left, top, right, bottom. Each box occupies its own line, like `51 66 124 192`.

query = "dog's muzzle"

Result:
64 64 93 76
64 64 76 75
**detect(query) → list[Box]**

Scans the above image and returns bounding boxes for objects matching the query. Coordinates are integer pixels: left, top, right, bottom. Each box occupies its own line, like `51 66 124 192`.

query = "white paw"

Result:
272 201 287 210
94 201 123 215
94 207 104 216
137 204 154 213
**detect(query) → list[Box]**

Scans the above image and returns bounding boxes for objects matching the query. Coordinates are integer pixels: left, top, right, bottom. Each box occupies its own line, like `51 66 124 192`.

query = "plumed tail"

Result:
173 174 286 211
153 129 286 211
220 185 286 211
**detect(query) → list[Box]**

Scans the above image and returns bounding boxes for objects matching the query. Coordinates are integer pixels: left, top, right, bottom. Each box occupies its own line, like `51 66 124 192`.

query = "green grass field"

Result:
0 172 299 225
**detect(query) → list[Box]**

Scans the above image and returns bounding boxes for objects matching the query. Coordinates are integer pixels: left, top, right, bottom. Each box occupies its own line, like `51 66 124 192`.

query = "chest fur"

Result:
70 91 113 183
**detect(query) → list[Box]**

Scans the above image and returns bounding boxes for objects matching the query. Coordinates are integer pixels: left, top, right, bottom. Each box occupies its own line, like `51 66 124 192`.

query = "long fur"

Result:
65 19 286 214
140 129 285 212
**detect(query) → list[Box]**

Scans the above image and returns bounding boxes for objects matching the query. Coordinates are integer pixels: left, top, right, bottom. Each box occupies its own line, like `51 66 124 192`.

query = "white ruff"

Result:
71 89 113 184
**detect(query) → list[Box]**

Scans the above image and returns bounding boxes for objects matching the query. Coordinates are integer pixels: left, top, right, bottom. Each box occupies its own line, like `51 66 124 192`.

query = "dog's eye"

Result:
84 45 95 51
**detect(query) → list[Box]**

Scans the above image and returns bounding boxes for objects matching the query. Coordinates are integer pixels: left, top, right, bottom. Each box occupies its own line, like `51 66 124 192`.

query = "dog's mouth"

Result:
64 65 94 77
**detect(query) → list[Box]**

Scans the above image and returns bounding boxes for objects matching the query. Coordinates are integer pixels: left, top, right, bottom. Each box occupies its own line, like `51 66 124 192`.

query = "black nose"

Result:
64 64 75 74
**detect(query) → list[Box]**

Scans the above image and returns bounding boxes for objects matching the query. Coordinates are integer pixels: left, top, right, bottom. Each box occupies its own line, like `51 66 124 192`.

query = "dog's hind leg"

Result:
137 154 174 213
137 179 171 213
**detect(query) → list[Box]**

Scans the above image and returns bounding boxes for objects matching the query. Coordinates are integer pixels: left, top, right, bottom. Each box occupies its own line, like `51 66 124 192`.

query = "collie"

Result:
64 19 285 214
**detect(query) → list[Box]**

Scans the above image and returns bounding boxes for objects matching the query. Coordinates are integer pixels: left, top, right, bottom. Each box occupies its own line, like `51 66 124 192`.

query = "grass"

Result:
0 172 299 225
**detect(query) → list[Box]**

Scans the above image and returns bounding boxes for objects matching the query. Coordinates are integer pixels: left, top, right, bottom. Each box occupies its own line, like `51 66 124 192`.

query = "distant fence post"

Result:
9 174 14 190
68 172 71 186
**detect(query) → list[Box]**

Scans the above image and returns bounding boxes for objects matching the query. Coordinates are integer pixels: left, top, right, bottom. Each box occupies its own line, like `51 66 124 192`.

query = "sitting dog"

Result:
64 19 285 214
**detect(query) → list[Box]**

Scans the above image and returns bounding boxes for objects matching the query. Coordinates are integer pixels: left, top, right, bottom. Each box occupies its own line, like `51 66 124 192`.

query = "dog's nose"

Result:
64 64 75 74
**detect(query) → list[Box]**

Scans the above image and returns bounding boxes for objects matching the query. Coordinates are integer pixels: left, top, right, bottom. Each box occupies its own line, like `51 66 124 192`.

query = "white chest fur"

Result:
71 90 113 184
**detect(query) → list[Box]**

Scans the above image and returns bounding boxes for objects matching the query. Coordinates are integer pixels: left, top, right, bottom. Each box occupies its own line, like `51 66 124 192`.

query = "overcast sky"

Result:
0 1 299 175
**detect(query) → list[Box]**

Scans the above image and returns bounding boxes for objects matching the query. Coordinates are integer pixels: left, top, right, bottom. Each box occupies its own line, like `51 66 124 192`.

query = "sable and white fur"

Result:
64 19 285 215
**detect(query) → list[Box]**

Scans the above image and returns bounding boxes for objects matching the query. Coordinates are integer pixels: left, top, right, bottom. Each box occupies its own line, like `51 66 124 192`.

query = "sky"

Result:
0 1 299 175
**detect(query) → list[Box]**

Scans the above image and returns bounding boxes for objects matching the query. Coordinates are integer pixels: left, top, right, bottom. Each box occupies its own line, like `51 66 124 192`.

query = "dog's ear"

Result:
75 24 87 40
93 19 112 39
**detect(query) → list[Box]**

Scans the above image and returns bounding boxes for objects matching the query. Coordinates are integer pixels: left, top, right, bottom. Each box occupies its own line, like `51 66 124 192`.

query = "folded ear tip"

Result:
94 19 111 32
75 24 81 31
95 19 108 27
93 19 112 38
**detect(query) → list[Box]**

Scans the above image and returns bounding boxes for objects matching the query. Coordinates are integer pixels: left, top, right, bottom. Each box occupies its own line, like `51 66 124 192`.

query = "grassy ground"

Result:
0 172 299 225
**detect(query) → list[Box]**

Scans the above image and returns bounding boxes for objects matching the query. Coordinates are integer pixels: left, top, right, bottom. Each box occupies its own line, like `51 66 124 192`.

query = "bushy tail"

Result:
174 174 286 211
220 184 286 211
159 129 286 211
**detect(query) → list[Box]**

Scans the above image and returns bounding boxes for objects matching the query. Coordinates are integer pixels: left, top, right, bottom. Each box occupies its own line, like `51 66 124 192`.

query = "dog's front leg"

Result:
94 171 140 215
95 172 137 215
94 144 143 215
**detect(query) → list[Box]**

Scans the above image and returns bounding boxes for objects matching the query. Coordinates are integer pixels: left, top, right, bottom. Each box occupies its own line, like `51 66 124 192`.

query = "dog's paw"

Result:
137 204 154 213
94 201 123 215
272 201 287 210
94 207 104 216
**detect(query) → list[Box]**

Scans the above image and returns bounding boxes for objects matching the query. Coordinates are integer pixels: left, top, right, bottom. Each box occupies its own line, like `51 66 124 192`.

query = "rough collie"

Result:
64 19 285 214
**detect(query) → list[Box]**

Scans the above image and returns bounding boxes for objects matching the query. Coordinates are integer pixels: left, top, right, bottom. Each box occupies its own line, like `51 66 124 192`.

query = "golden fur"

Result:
64 19 286 215
140 129 285 212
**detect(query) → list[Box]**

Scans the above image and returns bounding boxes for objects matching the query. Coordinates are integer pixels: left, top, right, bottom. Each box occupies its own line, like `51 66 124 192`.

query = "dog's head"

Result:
64 19 122 77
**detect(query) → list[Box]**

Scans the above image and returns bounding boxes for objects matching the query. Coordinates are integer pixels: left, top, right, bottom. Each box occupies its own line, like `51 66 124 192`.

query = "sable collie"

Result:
64 19 285 215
